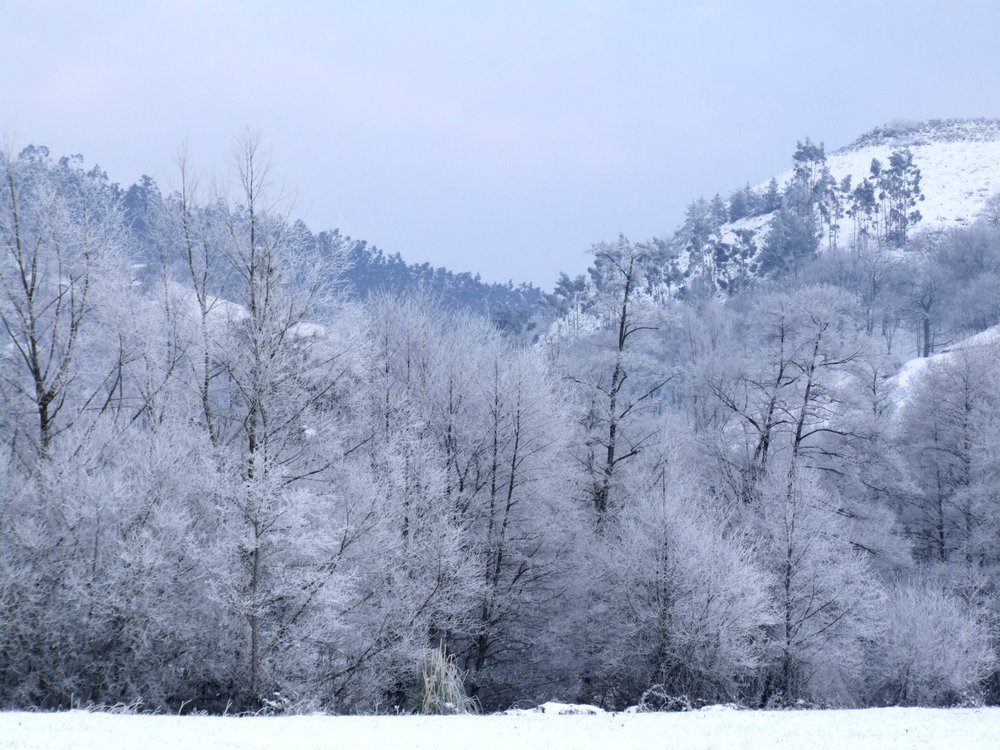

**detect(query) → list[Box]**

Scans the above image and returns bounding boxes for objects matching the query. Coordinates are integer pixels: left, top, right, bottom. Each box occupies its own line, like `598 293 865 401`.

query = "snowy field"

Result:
2 706 999 750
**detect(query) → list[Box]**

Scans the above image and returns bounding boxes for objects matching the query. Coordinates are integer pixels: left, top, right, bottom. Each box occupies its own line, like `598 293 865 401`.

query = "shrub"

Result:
870 581 994 706
418 644 477 715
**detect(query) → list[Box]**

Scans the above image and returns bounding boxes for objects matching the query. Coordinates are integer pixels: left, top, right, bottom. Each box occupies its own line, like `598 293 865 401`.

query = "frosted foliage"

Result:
755 467 885 703
896 344 1000 564
597 486 773 704
6 126 1000 714
359 295 577 710
0 147 128 458
872 582 994 705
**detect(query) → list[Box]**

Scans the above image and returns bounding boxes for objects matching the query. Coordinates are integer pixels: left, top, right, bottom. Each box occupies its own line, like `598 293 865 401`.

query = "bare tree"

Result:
755 465 884 704
0 145 127 459
571 236 670 515
210 131 352 706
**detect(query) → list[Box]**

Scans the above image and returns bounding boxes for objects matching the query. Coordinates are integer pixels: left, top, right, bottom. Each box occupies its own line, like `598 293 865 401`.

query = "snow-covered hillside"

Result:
651 118 1000 302
4 707 1000 750
893 323 1000 399
815 119 1000 230
711 118 1000 263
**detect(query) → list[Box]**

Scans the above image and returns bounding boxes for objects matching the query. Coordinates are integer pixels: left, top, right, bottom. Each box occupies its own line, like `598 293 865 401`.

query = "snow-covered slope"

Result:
708 118 1000 256
892 323 1000 399
812 118 1000 230
660 118 1000 298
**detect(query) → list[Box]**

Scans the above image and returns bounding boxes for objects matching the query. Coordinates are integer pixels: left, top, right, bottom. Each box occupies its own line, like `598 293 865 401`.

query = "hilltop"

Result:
618 118 1000 302
820 118 1000 228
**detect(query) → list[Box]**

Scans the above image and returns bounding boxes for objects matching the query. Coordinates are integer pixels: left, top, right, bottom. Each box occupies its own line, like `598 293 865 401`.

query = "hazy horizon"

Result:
4 0 1000 288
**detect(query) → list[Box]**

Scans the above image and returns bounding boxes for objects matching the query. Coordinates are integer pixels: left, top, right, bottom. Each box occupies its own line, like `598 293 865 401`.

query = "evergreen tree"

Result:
849 175 879 250
762 178 782 213
756 207 818 279
709 193 729 227
728 186 749 222
879 148 924 246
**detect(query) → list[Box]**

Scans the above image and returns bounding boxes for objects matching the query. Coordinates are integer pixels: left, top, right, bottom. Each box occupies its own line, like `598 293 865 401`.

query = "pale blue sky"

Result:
3 1 1000 287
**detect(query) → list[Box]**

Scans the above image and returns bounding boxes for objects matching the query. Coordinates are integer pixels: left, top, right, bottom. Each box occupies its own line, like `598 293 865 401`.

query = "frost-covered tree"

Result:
591 461 773 707
709 286 864 498
354 294 579 710
870 580 994 706
895 345 999 564
570 236 671 515
459 336 576 705
183 132 357 708
0 146 128 459
754 466 884 705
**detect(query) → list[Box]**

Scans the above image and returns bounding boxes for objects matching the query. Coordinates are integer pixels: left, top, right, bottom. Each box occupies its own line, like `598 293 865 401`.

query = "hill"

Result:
119 176 546 338
645 118 1000 299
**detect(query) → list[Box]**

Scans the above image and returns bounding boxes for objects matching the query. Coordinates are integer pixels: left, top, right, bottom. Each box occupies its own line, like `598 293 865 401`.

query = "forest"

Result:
2 132 1000 715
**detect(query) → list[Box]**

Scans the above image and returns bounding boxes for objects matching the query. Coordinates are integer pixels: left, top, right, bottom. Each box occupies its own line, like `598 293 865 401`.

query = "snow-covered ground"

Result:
892 323 1000 398
714 119 1000 260
778 119 1000 232
3 706 999 750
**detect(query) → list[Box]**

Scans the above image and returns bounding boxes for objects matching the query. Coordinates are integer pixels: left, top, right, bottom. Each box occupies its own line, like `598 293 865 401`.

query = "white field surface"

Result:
3 706 1000 750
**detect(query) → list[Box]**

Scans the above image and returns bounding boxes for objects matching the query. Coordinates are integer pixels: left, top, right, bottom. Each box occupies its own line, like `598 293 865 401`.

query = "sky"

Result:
3 1 1000 289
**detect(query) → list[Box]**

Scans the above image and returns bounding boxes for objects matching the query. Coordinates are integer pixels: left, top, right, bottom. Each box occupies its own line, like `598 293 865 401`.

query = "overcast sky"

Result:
3 1 1000 288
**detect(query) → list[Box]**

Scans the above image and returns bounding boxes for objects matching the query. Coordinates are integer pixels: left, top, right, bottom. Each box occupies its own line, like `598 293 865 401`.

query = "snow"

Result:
3 707 999 750
894 355 931 396
766 120 1000 234
709 119 1000 267
160 279 327 339
826 139 1000 230
891 324 1000 397
718 212 772 246
504 701 606 715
